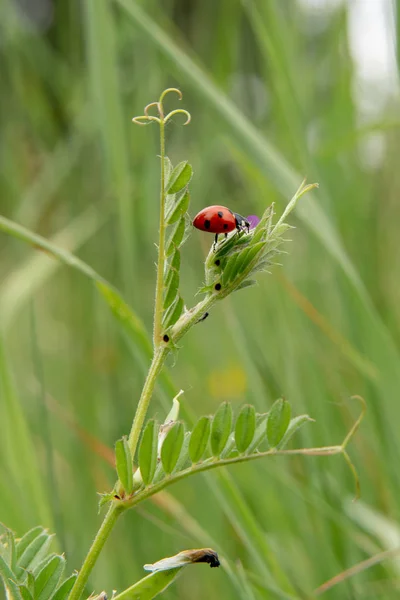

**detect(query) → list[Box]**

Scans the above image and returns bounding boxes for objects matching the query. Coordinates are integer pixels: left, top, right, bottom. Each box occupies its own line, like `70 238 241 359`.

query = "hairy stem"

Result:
125 445 345 509
69 504 124 600
127 345 169 457
153 117 166 347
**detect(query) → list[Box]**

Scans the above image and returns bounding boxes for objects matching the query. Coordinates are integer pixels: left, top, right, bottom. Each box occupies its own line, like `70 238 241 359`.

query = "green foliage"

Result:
1 1 390 595
202 181 316 301
160 422 185 474
0 526 74 600
166 161 193 194
235 405 256 453
115 437 134 496
266 399 291 448
138 420 159 486
189 416 211 463
210 402 233 457
113 400 314 505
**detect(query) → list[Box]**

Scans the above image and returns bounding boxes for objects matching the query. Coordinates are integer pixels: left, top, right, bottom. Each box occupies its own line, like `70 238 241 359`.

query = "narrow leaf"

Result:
221 253 239 285
166 161 193 194
18 585 33 600
189 416 211 463
166 190 190 225
247 414 269 454
34 555 65 600
115 436 134 495
0 556 22 600
236 242 265 274
173 431 191 473
234 279 257 293
266 399 291 448
164 251 180 287
163 270 179 310
138 420 159 485
166 218 185 256
235 405 256 453
163 157 173 183
26 573 35 595
51 574 78 600
161 422 184 474
16 527 44 560
1 527 17 572
113 568 183 600
211 402 233 456
16 533 52 580
162 296 184 329
276 415 314 450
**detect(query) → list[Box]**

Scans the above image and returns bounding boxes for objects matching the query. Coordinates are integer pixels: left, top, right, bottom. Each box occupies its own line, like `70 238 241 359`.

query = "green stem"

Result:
127 345 169 457
172 294 217 342
126 445 345 509
69 504 124 600
153 117 166 347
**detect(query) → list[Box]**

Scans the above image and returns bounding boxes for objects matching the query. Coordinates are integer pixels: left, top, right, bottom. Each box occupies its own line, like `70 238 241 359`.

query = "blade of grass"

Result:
85 0 135 299
0 334 52 527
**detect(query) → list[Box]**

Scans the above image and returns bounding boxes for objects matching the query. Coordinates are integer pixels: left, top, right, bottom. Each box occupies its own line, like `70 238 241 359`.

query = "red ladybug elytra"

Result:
192 205 250 247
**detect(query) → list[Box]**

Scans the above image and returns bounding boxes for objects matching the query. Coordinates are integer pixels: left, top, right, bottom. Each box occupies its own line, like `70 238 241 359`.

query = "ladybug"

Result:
192 205 250 247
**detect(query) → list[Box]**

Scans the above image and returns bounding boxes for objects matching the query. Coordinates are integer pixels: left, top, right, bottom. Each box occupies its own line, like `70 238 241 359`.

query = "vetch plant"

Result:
0 89 365 600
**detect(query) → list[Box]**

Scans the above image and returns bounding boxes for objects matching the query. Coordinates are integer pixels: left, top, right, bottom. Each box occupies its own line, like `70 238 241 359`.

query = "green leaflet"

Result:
161 422 184 474
235 405 256 453
189 416 211 463
221 253 239 285
163 269 180 310
166 189 190 225
16 527 44 561
276 415 314 450
236 242 265 274
211 403 233 456
115 436 134 495
164 251 181 287
34 554 65 600
166 161 193 194
138 420 159 486
166 218 186 256
51 575 78 600
16 532 53 580
173 431 191 473
234 280 257 293
18 585 33 600
112 567 183 600
266 399 291 448
163 156 173 183
0 555 22 600
1 526 17 572
247 414 269 454
162 296 184 329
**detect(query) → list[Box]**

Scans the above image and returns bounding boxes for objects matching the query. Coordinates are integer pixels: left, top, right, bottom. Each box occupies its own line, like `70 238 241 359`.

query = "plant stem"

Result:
69 504 124 600
127 345 169 457
153 117 166 348
172 294 217 342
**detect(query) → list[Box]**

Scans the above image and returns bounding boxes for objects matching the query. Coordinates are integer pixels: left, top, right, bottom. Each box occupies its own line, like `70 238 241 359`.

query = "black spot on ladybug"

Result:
215 283 221 291
163 334 169 342
223 223 229 230
217 211 223 218
204 219 211 229
215 259 220 266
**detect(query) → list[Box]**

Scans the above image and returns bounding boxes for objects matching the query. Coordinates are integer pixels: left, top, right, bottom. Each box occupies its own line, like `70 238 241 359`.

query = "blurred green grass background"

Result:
1 0 400 598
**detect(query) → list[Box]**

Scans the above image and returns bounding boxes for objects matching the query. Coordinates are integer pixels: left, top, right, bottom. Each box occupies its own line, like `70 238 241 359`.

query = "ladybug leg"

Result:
224 233 228 239
213 233 219 250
